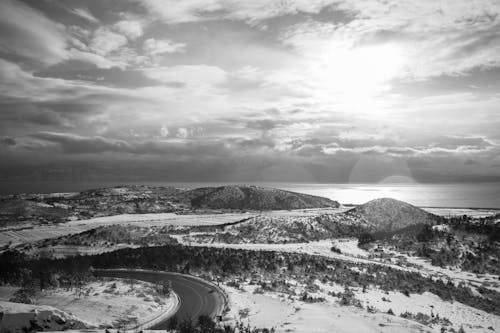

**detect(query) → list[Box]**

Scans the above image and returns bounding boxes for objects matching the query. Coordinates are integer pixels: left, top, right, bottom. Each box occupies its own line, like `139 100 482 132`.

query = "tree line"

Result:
1 243 498 315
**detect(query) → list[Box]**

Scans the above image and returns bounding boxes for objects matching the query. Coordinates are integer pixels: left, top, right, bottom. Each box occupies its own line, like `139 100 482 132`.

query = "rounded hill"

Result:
184 185 340 210
347 198 440 232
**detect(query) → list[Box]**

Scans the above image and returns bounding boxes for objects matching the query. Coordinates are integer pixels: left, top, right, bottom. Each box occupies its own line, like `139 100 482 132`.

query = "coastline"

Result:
1 181 500 209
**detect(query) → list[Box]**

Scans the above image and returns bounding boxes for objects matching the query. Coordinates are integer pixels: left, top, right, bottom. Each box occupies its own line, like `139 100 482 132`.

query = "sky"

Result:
0 0 499 184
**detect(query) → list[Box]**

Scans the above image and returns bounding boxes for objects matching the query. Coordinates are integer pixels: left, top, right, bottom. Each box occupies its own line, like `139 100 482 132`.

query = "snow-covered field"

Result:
315 280 499 332
222 277 499 333
65 212 256 228
36 244 141 259
0 279 178 330
223 284 430 333
356 289 498 332
258 207 350 216
0 212 254 247
36 279 178 329
331 238 370 257
0 224 89 247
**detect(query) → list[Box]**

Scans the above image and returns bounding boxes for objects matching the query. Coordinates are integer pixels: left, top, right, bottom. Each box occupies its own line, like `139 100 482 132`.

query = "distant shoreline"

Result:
343 204 500 211
1 181 499 210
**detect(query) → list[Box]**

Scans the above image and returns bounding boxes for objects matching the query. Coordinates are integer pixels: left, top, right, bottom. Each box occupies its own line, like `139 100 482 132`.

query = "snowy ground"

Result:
2 206 497 249
223 283 430 333
0 224 90 248
184 239 500 294
314 280 499 333
2 207 499 332
35 244 141 259
378 248 500 293
331 238 370 257
0 212 254 247
222 277 499 333
0 279 178 331
36 279 178 329
258 207 350 216
65 212 256 228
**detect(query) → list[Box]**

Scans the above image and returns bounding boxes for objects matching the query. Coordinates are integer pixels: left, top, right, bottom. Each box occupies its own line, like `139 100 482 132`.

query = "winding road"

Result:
93 269 226 329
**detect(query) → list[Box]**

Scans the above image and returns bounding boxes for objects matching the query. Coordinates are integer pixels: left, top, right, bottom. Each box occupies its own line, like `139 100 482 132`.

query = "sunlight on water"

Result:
278 183 500 208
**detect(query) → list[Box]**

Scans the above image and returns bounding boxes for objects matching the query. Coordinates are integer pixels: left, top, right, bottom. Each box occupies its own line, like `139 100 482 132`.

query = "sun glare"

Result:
311 44 405 112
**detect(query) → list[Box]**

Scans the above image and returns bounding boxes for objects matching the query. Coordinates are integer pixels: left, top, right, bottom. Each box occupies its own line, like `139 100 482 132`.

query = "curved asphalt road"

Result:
93 269 226 329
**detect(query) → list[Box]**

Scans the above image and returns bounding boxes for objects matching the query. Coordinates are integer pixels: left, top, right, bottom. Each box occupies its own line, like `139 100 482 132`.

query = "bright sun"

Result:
310 44 405 112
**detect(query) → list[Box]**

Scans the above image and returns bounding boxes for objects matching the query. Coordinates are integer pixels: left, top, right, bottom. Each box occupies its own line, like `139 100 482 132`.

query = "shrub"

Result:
330 246 342 254
358 232 375 246
416 224 435 242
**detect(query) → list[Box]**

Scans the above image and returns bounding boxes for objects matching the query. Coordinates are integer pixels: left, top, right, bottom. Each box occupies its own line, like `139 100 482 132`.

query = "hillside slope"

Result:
184 185 339 210
2 185 339 226
0 199 71 227
184 212 368 244
185 198 443 244
346 198 440 232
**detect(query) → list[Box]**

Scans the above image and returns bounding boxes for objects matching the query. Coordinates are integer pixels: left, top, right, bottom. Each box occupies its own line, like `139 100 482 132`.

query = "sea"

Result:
1 181 499 209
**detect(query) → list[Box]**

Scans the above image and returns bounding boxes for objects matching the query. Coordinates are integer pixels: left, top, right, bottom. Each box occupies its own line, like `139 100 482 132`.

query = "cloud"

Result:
29 131 231 157
246 119 282 131
68 8 99 23
1 0 499 184
159 125 169 137
429 136 493 150
135 0 337 24
0 1 140 70
176 128 189 138
143 38 186 55
89 27 128 56
114 20 143 40
142 65 227 87
68 48 122 69
281 0 500 79
0 137 16 146
4 126 499 183
31 132 132 154
83 26 150 68
0 0 68 65
0 58 122 103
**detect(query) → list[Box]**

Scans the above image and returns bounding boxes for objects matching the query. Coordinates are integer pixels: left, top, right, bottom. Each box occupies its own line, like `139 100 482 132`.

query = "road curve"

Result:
93 269 226 329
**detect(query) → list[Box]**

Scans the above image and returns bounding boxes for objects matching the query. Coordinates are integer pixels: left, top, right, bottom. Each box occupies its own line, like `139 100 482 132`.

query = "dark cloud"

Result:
31 132 132 154
246 119 283 131
232 137 276 149
0 97 105 133
35 61 163 88
29 132 233 157
0 136 16 146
